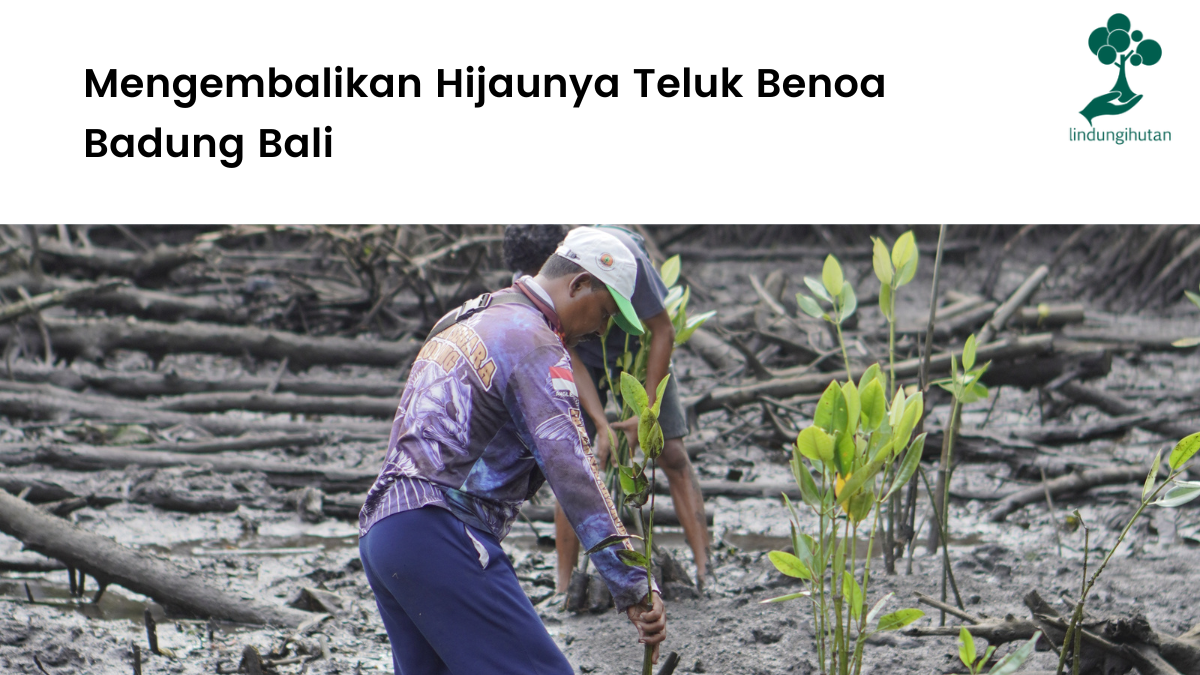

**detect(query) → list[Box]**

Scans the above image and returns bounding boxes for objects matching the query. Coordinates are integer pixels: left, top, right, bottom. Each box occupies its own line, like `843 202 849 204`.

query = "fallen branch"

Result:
696 334 1053 412
0 488 312 626
0 381 390 436
977 264 1049 344
5 361 403 399
36 239 201 284
0 280 126 323
152 391 399 419
1017 405 1193 445
985 465 1146 522
1059 381 1199 441
0 442 377 493
0 316 422 369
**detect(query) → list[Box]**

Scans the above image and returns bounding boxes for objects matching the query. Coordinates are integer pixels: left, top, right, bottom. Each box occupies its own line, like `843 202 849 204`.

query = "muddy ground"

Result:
2 227 1199 675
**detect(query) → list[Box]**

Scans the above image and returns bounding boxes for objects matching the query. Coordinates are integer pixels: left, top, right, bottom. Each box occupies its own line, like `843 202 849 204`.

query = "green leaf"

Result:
759 591 811 604
795 533 816 572
619 372 649 416
884 433 926 503
891 231 916 272
1153 481 1200 508
987 632 1040 675
981 646 997 670
586 533 638 554
794 454 823 510
843 573 863 621
872 237 893 286
804 277 833 304
796 426 835 464
832 539 845 593
847 489 874 523
836 453 887 507
876 608 923 632
1172 337 1200 348
958 627 976 671
814 381 842 434
888 388 906 428
797 293 825 319
768 551 812 580
896 254 918 288
840 283 857 322
618 465 639 495
962 334 977 371
822 255 844 299
859 378 886 431
961 382 989 404
652 374 670 418
638 409 664 459
617 549 650 568
1169 432 1200 471
663 285 685 315
878 283 894 322
676 310 717 345
858 363 882 392
893 392 923 454
660 255 681 288
841 381 861 438
1143 449 1163 500
1186 289 1200 310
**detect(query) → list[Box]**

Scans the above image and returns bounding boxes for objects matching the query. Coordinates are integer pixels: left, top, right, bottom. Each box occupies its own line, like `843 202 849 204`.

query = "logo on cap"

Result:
598 253 615 270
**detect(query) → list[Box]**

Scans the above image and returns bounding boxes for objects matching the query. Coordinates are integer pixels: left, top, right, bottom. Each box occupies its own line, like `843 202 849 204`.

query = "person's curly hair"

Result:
502 225 569 275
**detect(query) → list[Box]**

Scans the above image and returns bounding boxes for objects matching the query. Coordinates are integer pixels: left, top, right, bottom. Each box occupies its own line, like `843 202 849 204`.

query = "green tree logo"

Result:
1080 13 1163 125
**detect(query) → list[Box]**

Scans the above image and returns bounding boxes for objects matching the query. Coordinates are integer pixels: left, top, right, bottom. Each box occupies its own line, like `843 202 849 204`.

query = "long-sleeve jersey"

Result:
359 288 651 611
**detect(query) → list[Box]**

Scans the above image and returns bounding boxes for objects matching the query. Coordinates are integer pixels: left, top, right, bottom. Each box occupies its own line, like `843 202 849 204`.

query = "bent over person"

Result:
359 227 666 675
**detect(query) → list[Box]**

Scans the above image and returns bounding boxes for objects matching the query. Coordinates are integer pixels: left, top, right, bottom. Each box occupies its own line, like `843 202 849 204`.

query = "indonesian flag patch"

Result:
550 366 578 398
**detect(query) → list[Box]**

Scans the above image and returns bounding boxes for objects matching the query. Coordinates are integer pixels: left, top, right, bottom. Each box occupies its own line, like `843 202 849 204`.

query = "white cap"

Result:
554 227 643 335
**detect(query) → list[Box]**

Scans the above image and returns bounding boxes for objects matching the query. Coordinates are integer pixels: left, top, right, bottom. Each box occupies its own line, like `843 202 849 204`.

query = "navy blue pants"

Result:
359 506 574 675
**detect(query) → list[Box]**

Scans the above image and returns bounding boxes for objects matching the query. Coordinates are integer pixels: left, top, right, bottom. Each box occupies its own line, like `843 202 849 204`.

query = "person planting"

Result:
358 227 666 674
501 225 712 592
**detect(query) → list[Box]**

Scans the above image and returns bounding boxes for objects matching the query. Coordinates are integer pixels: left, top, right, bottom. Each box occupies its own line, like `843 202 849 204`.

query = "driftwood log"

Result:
908 590 1200 675
34 240 201 284
0 443 377 493
0 316 422 369
4 361 403 399
0 381 391 436
151 391 400 419
693 333 1054 412
0 488 313 626
985 466 1146 522
1059 381 1199 442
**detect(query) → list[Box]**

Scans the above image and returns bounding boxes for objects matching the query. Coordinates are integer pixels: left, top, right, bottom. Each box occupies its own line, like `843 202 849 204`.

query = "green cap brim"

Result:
607 284 644 336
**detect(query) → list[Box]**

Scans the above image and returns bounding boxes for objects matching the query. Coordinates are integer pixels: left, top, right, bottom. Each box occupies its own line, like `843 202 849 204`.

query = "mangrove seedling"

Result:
796 254 858 382
763 363 929 675
1053 432 1200 675
927 334 990 610
959 629 1042 675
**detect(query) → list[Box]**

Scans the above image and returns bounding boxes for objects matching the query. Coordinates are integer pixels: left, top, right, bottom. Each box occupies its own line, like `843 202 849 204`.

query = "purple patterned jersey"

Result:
359 293 651 611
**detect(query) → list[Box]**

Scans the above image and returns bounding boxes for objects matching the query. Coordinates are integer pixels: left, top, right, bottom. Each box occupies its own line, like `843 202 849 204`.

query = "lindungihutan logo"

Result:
1080 13 1163 126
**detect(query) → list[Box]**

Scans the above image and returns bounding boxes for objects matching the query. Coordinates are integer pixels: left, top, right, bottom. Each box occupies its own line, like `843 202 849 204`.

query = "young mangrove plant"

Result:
1171 283 1200 348
765 365 929 675
766 254 929 675
871 231 919 398
958 628 1042 675
869 230 919 573
927 334 990 615
592 254 715 675
1053 432 1200 675
796 254 858 382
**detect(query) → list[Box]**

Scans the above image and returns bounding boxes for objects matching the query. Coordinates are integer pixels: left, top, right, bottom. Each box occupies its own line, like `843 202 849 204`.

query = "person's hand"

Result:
626 592 666 662
612 416 640 452
592 425 614 470
1079 90 1143 125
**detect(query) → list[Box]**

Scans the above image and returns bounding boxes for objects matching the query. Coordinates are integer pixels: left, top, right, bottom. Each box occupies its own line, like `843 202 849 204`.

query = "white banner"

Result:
0 2 1194 222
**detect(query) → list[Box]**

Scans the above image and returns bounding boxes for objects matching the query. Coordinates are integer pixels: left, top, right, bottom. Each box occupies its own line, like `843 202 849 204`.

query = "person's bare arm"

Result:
567 345 612 468
641 310 675 407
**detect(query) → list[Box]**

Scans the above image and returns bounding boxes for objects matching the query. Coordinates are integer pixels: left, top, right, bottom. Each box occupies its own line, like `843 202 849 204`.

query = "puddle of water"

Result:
160 534 360 558
0 579 149 621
